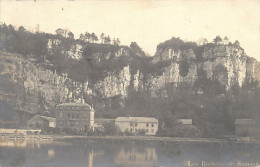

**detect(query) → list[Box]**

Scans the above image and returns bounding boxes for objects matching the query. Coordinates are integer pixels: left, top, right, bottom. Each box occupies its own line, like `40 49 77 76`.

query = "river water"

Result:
0 139 259 167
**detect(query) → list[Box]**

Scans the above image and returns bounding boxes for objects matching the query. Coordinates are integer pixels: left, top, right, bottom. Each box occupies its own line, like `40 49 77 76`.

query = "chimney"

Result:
81 92 85 103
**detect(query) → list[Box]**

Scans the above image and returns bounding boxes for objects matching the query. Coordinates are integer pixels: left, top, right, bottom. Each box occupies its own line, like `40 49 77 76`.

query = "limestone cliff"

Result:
1 39 260 115
149 44 260 95
0 47 144 114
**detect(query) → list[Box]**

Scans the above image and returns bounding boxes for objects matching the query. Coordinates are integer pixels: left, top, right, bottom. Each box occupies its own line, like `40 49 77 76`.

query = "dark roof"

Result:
56 103 93 111
28 115 56 123
95 118 115 124
235 119 255 125
115 117 158 123
179 119 192 125
58 103 91 107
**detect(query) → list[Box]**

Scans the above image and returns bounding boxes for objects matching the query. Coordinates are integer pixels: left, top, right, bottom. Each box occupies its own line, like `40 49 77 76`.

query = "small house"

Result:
115 117 158 135
178 119 192 126
235 119 256 137
27 115 56 132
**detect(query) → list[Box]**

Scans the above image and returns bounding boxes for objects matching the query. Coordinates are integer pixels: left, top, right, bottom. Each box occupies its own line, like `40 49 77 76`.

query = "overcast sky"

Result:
1 0 260 60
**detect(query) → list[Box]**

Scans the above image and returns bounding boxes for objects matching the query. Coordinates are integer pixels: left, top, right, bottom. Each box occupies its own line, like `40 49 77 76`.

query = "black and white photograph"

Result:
0 0 260 167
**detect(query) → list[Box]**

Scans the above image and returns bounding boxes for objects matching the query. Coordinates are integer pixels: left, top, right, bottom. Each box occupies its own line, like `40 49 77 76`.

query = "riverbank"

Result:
2 134 259 144
55 135 260 144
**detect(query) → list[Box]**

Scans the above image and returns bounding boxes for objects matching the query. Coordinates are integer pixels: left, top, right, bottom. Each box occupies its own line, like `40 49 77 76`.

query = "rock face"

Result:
0 52 92 113
0 48 143 113
1 42 260 114
149 45 259 93
94 66 131 98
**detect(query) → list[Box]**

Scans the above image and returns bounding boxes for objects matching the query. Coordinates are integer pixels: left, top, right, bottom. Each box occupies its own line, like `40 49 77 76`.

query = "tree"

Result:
79 33 84 41
213 35 222 44
112 38 120 45
234 40 240 47
8 24 15 32
18 26 26 32
91 33 98 43
116 38 120 45
100 33 105 44
55 28 64 36
104 35 111 44
63 28 70 38
68 31 74 39
130 42 145 56
197 38 208 46
85 32 91 42
103 122 120 135
223 36 229 44
112 38 116 45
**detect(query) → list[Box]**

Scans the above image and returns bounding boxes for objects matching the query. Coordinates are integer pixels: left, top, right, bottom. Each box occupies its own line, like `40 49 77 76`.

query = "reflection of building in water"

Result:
48 149 55 158
0 139 54 148
88 149 105 167
114 147 157 166
0 140 27 148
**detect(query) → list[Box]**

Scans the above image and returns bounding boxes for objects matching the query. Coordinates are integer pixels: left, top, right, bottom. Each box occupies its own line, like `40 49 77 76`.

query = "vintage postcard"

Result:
0 0 260 167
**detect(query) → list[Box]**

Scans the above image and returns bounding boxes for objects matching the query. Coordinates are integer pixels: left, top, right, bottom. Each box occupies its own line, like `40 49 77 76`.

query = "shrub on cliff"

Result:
157 37 197 51
179 59 190 77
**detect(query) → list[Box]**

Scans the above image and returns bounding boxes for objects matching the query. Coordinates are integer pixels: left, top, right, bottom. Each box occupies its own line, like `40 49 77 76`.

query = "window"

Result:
151 129 154 133
151 123 154 127
146 123 149 127
59 112 63 118
135 123 137 126
130 128 133 132
130 123 133 126
146 129 149 132
68 113 71 118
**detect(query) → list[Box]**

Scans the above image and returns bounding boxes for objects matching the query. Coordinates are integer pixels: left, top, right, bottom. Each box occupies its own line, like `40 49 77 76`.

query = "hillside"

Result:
1 24 260 137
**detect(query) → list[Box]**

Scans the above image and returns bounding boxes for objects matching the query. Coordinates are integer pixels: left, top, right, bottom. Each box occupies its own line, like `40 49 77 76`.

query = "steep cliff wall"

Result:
1 39 260 115
0 52 91 113
0 48 144 114
149 44 259 94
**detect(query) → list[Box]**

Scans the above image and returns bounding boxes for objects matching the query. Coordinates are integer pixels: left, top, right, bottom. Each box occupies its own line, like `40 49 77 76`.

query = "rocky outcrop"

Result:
150 45 257 92
1 41 260 114
0 49 143 113
94 66 131 98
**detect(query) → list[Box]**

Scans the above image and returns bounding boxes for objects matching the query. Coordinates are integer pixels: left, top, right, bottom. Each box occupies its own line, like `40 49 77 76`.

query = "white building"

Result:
115 117 158 135
178 119 192 125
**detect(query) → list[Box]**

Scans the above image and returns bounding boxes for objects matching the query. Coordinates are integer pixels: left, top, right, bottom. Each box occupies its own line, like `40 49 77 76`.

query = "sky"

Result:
1 0 260 60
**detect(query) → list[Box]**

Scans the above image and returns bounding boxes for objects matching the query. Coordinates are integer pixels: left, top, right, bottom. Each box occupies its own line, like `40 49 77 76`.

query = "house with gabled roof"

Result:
235 119 256 137
115 117 158 135
55 103 94 133
27 115 56 132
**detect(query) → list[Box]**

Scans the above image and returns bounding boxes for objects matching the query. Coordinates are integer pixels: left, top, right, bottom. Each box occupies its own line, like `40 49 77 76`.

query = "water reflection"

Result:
0 140 259 167
114 147 157 166
0 140 27 148
48 149 55 158
88 149 105 167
